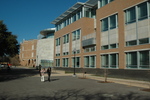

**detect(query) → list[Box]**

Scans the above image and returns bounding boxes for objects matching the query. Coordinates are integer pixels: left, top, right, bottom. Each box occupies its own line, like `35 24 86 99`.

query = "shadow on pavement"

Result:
0 89 149 100
0 68 39 82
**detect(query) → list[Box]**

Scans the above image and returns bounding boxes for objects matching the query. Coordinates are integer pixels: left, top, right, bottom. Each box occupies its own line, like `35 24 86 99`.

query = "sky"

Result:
0 0 87 43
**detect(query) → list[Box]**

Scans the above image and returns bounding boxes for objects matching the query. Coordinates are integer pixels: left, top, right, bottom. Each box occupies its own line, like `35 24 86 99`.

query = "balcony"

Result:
82 38 96 47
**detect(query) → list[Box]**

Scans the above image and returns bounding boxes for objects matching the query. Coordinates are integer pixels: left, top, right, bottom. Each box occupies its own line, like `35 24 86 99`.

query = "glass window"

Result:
76 29 80 40
139 51 149 68
126 7 136 24
84 56 89 67
85 7 91 17
126 40 137 46
138 2 148 20
91 46 96 51
101 18 108 31
101 45 108 50
139 38 149 44
101 14 117 31
56 59 60 67
126 52 137 68
72 14 76 22
110 15 116 29
110 44 116 49
110 54 117 68
63 58 65 67
90 56 96 68
100 0 108 7
76 57 80 67
101 55 109 68
72 31 76 41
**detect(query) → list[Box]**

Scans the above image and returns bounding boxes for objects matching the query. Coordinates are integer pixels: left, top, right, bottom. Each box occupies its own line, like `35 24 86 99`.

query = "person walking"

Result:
47 67 51 82
40 68 45 82
39 65 42 76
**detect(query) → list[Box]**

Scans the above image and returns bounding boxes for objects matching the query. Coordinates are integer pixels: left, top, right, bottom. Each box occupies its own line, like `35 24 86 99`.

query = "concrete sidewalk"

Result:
50 70 150 89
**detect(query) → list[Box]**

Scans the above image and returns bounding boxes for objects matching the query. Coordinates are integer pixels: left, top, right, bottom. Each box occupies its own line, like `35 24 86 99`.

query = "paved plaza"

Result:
0 67 150 100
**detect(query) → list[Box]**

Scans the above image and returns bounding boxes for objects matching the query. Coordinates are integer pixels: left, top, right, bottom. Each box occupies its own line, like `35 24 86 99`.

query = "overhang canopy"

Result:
51 0 98 25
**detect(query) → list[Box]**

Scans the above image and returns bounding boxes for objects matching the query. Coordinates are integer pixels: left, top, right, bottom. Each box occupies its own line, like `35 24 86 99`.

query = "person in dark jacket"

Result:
47 67 51 82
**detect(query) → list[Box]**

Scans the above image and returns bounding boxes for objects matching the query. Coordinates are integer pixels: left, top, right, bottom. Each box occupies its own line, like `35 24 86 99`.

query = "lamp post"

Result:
73 49 76 76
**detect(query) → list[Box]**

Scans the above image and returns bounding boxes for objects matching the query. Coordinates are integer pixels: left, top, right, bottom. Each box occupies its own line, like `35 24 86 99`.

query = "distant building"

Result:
19 39 37 67
36 28 55 67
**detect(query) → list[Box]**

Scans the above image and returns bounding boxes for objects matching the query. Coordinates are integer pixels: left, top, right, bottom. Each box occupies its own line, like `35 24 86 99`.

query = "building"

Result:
36 28 55 68
19 39 37 67
51 0 150 80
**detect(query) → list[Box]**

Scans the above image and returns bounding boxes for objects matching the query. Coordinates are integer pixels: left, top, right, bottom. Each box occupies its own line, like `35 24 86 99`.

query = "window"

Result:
125 1 150 24
126 38 149 46
84 56 89 67
72 14 76 22
100 0 114 7
101 45 109 50
84 56 96 68
101 18 108 31
63 34 69 44
56 53 60 56
139 51 149 68
72 57 80 67
126 40 137 46
125 7 136 24
110 15 116 29
72 50 80 54
101 14 117 32
101 55 109 68
138 2 148 20
101 54 118 68
72 29 81 41
55 59 60 67
139 38 149 44
126 52 137 68
63 58 69 67
56 38 60 46
126 51 150 69
110 44 117 49
84 46 96 52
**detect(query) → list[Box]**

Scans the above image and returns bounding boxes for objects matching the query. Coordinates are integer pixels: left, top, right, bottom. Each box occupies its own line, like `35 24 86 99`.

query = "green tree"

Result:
0 20 19 58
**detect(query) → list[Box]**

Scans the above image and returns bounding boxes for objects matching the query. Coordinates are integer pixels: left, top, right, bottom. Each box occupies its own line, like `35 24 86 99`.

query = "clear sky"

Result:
0 0 87 43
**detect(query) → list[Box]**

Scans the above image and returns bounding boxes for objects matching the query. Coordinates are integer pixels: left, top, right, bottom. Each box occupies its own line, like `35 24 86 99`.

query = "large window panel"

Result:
102 18 108 31
110 54 117 68
110 15 116 29
139 51 149 68
126 52 137 68
90 56 96 68
84 56 89 67
138 2 148 20
101 55 109 68
126 7 136 24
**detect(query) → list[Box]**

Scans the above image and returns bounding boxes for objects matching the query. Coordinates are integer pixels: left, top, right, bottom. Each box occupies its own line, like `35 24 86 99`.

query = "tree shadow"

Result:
0 68 39 82
0 89 150 100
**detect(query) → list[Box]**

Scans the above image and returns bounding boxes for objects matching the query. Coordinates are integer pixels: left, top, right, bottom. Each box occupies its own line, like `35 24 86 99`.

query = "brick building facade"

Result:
19 39 37 67
51 0 150 70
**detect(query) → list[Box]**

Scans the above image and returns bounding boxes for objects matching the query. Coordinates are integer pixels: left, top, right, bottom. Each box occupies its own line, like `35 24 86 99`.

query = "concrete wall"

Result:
36 38 54 66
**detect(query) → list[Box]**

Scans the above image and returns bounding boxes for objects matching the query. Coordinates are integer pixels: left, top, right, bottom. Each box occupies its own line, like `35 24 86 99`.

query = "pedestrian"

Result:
40 68 45 82
39 64 42 76
7 64 11 73
47 67 51 82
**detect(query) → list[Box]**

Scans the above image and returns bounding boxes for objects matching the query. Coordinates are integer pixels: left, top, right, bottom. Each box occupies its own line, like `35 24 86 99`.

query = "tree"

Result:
0 20 19 58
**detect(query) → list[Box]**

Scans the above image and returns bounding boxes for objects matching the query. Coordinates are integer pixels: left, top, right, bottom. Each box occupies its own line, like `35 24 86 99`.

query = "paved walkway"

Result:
49 70 150 89
0 67 150 100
